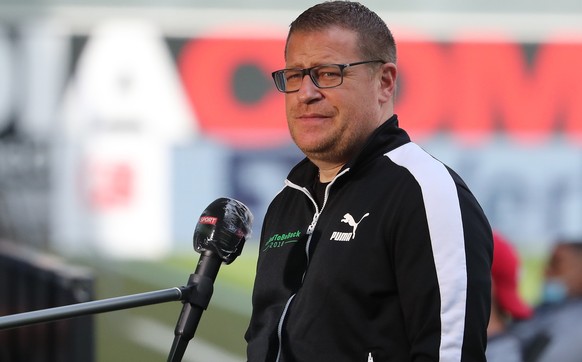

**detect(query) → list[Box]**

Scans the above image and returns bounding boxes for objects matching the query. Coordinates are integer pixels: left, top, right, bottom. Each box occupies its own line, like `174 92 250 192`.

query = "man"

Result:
486 232 533 362
245 2 493 361
513 239 582 362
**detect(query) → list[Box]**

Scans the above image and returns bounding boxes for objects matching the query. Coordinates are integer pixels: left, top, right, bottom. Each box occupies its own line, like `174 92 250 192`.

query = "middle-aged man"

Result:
245 2 493 361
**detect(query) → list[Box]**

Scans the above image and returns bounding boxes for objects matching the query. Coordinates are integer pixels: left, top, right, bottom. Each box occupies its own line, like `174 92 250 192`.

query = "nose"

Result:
296 74 323 103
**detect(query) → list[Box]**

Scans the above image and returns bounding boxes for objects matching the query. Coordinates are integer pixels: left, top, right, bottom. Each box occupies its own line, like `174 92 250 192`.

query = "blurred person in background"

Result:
245 1 493 361
486 232 533 362
513 239 582 362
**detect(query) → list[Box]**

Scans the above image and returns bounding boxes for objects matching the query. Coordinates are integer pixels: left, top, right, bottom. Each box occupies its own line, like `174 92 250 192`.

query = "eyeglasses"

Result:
271 60 386 93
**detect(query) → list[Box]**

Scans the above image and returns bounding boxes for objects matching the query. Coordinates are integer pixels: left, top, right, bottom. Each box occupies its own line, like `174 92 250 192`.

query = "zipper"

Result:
275 169 350 362
275 184 319 362
284 181 321 266
275 295 296 362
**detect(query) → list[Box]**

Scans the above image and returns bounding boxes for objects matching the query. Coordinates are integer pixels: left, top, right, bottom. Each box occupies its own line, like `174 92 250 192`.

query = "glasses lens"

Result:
272 69 303 93
311 64 343 88
283 69 304 92
272 71 287 92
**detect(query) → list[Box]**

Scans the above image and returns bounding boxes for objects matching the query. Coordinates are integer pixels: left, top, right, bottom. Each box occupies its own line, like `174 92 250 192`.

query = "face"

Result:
284 26 396 167
545 244 582 297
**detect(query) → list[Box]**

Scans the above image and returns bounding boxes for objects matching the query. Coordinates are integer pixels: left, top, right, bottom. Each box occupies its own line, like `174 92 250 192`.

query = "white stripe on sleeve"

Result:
386 142 467 362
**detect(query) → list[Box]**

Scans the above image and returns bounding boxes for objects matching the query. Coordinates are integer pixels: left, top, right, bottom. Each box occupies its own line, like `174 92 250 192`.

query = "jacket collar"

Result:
286 114 410 188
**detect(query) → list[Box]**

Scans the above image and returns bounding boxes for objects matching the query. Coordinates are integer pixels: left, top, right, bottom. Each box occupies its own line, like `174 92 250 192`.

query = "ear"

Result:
378 62 397 103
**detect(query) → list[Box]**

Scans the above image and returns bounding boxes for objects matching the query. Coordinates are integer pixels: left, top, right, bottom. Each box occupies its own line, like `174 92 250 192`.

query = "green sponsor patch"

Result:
262 230 302 251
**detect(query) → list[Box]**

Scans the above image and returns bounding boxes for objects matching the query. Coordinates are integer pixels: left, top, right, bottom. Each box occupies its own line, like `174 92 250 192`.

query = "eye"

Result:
285 71 302 82
315 65 341 79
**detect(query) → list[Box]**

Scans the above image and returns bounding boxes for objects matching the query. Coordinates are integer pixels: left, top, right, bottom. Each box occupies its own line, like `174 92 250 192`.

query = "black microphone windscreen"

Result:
193 197 253 264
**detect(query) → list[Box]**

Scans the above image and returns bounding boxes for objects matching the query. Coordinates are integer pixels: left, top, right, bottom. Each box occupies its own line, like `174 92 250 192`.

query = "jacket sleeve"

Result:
388 145 492 361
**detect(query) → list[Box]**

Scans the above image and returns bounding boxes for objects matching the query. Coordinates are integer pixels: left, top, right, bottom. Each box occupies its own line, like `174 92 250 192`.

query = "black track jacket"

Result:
245 115 493 362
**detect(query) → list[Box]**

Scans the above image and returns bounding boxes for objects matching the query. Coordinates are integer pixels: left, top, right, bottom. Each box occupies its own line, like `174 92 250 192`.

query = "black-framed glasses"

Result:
271 60 386 93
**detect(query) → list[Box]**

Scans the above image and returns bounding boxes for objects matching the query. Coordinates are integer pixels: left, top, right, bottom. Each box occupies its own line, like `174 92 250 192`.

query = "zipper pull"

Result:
306 212 320 234
368 352 374 362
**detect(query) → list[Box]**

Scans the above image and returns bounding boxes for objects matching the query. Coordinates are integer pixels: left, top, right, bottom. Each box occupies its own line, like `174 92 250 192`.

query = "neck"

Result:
313 162 344 183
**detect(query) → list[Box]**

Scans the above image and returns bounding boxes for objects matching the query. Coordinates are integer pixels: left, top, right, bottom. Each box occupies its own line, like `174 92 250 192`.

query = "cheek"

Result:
341 99 379 132
335 94 362 119
285 99 296 125
284 95 293 112
340 86 378 114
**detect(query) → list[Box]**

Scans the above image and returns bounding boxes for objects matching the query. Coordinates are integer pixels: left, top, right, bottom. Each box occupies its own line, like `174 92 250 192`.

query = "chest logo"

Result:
330 212 370 241
263 230 301 251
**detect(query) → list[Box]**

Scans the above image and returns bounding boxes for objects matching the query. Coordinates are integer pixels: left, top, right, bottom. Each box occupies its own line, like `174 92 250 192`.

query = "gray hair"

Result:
285 1 397 64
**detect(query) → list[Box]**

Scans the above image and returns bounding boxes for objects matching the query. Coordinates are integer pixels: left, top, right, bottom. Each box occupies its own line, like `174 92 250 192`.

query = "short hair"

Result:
285 1 397 64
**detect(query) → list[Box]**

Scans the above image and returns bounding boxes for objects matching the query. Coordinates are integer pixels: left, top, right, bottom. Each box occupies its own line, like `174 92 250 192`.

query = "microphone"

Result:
167 197 253 362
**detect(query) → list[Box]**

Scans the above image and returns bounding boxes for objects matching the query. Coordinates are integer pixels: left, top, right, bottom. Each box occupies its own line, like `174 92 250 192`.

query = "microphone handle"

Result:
193 249 223 281
167 251 222 362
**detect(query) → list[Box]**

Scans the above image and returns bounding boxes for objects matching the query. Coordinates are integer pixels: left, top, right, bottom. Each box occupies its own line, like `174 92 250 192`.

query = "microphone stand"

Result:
0 276 213 362
0 197 253 362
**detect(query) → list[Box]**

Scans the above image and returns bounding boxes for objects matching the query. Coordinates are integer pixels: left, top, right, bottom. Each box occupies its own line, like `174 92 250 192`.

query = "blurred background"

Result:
0 0 581 361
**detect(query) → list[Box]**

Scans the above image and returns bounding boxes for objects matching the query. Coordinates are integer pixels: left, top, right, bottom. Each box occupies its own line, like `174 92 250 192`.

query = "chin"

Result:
293 136 324 153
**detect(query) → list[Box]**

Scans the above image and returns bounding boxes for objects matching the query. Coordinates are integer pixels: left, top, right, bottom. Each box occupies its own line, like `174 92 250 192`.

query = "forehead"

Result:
285 27 360 66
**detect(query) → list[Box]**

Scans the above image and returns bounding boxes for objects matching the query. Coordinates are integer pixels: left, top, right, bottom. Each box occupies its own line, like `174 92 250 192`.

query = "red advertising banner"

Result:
176 36 582 147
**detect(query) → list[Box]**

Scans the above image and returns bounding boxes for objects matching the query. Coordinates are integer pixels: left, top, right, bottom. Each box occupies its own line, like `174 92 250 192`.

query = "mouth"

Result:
296 113 330 121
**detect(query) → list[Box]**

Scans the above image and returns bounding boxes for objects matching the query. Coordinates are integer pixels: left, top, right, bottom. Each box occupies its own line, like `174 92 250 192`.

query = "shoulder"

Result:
382 142 454 187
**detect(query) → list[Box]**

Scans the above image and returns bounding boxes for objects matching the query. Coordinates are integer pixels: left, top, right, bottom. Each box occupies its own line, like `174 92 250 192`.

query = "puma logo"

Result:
341 212 369 239
330 212 370 241
328 212 371 242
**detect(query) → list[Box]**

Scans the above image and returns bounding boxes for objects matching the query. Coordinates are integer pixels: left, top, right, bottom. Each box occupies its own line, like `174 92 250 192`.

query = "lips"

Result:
296 113 331 121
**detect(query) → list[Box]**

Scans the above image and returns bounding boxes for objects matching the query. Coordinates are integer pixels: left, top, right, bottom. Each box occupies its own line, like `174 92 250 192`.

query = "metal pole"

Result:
0 286 185 330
